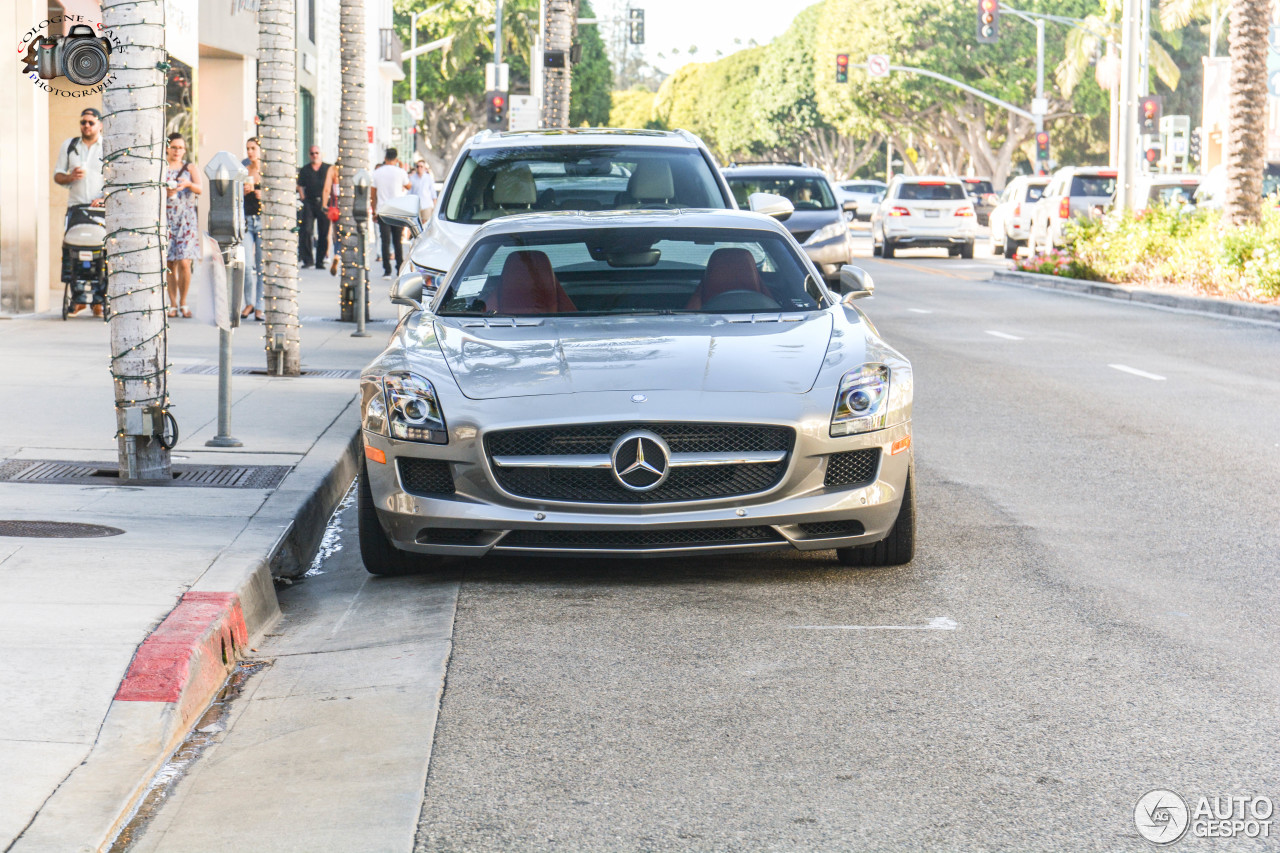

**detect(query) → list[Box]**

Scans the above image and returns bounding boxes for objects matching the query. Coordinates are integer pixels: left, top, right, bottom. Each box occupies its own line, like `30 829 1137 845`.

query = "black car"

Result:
961 177 997 226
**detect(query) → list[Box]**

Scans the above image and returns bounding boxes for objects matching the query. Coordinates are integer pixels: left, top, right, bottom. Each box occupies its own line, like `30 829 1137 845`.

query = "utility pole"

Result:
1117 0 1142 210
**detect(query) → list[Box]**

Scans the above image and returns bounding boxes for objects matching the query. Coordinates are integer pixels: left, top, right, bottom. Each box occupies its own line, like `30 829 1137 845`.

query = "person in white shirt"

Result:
53 107 106 314
371 147 411 278
408 159 437 219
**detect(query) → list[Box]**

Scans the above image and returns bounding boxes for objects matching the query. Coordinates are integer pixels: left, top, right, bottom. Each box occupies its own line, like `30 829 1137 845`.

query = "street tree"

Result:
103 0 171 481
1224 0 1269 224
339 0 367 323
257 0 301 374
570 0 613 126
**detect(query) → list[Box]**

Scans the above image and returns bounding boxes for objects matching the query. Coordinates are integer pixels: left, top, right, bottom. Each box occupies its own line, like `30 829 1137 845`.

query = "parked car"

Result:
1130 174 1202 212
1027 166 1117 253
960 177 998 226
989 176 1048 258
377 128 791 294
722 164 857 283
1193 164 1280 209
836 179 888 221
358 209 915 573
870 175 978 259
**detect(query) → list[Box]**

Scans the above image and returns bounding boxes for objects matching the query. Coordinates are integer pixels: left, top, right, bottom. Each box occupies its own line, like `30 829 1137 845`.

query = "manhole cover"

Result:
0 520 124 538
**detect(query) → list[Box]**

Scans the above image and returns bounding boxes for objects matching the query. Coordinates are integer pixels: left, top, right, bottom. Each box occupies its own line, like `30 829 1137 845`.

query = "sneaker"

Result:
69 303 86 315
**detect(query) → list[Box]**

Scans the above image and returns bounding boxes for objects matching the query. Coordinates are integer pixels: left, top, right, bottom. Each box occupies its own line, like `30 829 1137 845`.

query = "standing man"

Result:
296 146 334 269
371 147 411 279
53 107 105 315
408 159 437 221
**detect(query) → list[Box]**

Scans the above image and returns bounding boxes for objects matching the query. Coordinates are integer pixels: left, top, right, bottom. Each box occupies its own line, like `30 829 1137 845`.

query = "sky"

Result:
596 0 806 75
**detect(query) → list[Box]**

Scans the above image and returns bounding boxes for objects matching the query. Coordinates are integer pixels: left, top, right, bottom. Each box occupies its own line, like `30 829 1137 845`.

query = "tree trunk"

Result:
1224 0 1268 225
103 0 171 481
339 0 367 322
257 0 301 374
542 0 577 127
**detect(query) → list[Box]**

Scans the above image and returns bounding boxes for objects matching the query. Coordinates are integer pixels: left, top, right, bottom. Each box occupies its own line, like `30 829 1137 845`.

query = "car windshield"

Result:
439 227 824 317
725 176 837 210
1071 175 1117 197
440 145 726 224
897 182 965 201
964 180 995 196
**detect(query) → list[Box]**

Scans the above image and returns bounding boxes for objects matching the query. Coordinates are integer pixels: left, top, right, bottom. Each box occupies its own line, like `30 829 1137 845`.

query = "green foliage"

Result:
569 0 612 127
753 4 829 147
609 89 659 129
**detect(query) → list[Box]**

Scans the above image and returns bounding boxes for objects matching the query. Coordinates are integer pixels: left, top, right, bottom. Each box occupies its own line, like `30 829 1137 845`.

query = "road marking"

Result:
790 617 958 631
907 308 933 314
984 330 1023 340
1109 363 1166 381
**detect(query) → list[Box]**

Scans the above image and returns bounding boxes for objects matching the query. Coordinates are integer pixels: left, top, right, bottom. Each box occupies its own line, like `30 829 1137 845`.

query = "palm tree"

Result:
257 0 301 375
1223 0 1269 224
1056 0 1181 98
339 0 366 323
102 0 171 481
1159 0 1230 56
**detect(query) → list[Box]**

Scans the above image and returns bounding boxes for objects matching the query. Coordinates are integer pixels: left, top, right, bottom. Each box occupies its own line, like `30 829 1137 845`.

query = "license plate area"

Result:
923 210 940 218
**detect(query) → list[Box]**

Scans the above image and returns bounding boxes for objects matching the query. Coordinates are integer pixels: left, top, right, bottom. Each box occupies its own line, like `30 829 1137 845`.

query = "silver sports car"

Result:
358 209 914 574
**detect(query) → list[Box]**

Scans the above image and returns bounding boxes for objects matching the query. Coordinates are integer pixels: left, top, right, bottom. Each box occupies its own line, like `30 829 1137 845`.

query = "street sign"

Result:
405 100 424 122
867 54 890 78
905 147 918 164
508 94 539 132
1031 97 1048 116
485 62 510 91
1170 138 1188 156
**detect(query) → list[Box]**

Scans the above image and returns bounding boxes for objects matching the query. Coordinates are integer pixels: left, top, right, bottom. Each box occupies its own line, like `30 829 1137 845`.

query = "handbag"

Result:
326 182 340 222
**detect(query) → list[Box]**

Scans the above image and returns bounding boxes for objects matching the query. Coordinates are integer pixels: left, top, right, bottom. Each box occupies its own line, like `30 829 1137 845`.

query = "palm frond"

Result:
1149 38 1182 91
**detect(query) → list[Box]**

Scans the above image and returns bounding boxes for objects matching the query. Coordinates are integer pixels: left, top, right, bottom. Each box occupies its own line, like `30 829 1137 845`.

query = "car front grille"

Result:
486 423 794 504
824 449 880 488
499 525 783 551
398 458 455 496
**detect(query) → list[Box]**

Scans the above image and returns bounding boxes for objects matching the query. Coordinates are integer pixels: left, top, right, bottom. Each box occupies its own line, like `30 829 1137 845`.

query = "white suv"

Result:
871 176 978 259
379 128 775 296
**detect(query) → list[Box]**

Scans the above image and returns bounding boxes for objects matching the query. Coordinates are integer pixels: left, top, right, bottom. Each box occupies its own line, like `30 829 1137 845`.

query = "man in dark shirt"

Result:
296 146 334 268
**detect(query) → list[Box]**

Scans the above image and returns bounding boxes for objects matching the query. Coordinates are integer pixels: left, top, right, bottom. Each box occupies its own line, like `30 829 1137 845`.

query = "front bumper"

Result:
364 408 912 558
802 235 854 271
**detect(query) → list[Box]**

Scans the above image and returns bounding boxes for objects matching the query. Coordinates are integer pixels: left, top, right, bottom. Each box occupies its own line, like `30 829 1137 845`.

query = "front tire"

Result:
358 458 439 576
836 470 915 567
959 241 974 259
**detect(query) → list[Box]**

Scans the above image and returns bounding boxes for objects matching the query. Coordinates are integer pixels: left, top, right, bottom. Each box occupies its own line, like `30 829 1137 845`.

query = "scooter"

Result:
61 204 109 320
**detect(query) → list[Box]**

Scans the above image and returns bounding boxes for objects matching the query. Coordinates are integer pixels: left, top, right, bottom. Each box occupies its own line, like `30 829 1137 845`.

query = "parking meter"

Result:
353 169 373 225
204 152 248 326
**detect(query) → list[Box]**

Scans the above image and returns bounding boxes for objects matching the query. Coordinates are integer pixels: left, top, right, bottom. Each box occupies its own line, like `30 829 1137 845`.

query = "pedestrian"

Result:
163 132 202 319
242 137 266 322
408 159 437 220
52 107 106 315
371 147 411 279
296 145 334 269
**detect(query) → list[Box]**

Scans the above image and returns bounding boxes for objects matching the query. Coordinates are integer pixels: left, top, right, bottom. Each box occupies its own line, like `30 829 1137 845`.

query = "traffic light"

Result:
1035 131 1050 161
1139 95 1162 134
1189 127 1201 162
1144 145 1160 165
977 0 999 43
836 53 849 83
628 8 644 45
486 90 507 131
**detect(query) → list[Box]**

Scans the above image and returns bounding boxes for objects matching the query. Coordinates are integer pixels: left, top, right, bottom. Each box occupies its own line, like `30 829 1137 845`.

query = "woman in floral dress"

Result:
164 133 202 318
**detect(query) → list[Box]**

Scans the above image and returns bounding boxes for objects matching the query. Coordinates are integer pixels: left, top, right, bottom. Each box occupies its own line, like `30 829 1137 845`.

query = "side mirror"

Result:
747 192 794 221
391 271 427 309
378 194 423 237
838 264 874 300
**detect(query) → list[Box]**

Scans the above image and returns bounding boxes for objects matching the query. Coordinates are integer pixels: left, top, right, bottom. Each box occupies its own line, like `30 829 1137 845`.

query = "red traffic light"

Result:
980 0 997 9
1145 148 1158 163
1143 101 1157 119
836 54 849 67
1035 132 1048 145
491 94 505 109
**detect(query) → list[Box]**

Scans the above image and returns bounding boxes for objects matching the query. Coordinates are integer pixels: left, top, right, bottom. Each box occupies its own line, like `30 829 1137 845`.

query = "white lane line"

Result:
984 330 1023 340
790 617 958 631
907 308 933 314
1109 363 1167 381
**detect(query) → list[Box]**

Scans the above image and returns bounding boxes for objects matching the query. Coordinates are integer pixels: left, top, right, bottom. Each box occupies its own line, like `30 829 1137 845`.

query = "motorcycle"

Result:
61 204 108 320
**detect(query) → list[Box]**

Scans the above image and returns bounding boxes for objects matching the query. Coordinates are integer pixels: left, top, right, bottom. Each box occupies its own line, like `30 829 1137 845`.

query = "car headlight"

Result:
363 371 447 443
831 364 894 436
808 221 848 244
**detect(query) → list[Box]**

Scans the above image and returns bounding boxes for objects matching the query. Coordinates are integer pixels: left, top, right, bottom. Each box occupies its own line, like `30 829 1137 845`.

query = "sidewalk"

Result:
0 266 393 851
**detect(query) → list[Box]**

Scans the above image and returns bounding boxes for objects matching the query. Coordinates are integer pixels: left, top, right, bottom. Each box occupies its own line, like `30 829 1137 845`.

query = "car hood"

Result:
782 209 842 238
429 313 835 400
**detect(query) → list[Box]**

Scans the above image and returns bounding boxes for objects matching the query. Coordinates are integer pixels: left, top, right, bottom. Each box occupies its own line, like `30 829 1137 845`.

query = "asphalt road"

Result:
129 238 1280 852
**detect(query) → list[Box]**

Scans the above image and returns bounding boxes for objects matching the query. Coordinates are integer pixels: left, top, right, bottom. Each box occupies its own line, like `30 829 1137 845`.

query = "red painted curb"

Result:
115 591 248 705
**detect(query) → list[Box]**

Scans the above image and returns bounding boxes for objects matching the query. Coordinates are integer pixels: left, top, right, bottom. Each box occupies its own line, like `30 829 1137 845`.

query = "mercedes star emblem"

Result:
610 429 671 492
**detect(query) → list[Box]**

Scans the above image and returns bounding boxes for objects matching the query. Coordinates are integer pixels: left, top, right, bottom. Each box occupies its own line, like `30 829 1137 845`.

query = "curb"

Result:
10 399 363 853
990 269 1280 327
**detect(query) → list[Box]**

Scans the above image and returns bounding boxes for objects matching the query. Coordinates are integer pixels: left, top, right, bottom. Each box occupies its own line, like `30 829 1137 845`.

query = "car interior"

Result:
437 230 827 316
725 176 838 211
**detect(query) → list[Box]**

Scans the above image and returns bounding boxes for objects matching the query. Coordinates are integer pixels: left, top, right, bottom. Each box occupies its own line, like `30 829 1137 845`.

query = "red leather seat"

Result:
684 247 768 310
489 250 577 314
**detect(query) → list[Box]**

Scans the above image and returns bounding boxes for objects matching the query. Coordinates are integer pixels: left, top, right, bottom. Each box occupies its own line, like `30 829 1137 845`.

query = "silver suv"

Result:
1028 166 1117 253
379 129 775 295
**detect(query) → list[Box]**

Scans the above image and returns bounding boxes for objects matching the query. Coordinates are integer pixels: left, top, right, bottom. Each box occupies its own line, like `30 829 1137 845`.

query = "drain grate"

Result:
301 315 398 327
177 365 361 380
0 459 292 489
0 520 125 538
